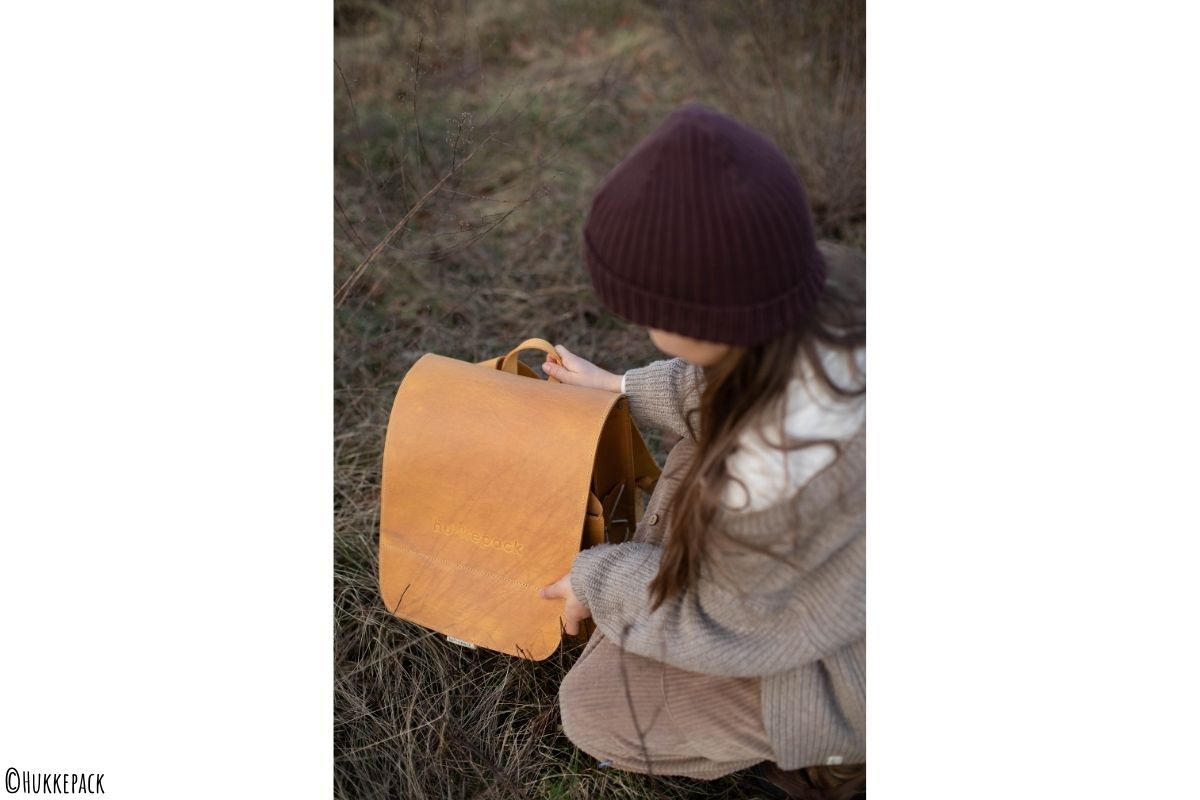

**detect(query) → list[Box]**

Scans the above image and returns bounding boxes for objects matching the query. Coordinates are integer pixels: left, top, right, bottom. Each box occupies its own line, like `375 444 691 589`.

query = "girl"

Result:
536 104 866 799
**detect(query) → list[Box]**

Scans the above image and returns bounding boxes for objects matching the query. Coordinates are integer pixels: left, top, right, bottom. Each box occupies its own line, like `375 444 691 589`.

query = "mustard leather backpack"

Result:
379 338 661 659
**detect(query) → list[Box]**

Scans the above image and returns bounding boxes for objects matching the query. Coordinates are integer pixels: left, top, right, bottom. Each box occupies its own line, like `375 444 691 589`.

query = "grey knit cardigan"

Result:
569 356 866 770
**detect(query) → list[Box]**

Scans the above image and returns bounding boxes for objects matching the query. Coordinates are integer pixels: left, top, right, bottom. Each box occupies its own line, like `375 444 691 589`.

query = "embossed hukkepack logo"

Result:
432 518 525 555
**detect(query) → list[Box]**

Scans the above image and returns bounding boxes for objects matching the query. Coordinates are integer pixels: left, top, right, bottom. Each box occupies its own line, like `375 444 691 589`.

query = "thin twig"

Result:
335 139 489 306
335 194 371 254
445 715 534 800
411 34 435 178
333 58 379 195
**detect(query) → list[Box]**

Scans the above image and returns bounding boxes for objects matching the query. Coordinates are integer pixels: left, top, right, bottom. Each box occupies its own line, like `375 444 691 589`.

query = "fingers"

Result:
540 578 588 637
540 566 593 638
541 576 575 636
540 573 571 599
546 345 589 384
544 344 566 376
543 359 576 384
554 344 580 370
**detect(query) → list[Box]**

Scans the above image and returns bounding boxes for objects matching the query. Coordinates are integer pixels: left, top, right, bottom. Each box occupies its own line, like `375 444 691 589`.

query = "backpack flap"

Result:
379 351 627 660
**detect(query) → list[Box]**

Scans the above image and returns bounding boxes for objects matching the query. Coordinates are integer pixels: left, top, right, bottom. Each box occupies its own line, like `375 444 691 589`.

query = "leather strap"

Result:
499 338 562 383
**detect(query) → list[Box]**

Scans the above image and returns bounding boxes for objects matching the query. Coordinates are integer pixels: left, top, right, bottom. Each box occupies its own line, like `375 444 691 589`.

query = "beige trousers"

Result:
558 629 775 780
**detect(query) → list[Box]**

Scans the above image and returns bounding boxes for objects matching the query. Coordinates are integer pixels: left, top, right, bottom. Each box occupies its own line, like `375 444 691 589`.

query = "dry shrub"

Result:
660 0 866 246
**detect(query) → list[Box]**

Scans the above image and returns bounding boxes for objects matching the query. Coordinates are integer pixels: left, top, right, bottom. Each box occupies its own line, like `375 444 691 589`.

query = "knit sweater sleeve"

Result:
619 358 706 440
568 525 865 678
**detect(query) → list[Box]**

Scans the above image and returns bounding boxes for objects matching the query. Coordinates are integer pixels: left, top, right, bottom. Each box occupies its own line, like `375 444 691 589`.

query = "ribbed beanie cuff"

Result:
584 103 827 347
585 231 826 347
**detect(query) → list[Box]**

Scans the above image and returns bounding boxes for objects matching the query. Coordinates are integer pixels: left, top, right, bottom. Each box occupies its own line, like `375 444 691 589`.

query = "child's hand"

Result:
543 344 622 393
538 571 592 636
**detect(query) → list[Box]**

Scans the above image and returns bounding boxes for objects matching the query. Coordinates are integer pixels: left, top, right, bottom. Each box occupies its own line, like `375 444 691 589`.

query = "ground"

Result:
334 1 864 796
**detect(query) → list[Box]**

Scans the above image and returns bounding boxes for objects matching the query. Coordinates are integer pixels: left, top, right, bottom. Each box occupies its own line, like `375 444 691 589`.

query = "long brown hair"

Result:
646 241 866 611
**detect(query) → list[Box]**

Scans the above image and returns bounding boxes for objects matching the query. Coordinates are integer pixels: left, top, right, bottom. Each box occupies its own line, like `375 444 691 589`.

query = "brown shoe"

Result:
744 761 816 799
745 761 866 800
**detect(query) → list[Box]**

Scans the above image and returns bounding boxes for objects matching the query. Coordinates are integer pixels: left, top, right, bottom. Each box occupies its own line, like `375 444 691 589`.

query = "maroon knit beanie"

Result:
583 103 826 347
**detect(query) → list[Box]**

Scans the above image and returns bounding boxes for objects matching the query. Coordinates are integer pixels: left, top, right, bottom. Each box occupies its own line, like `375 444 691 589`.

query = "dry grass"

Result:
334 1 864 796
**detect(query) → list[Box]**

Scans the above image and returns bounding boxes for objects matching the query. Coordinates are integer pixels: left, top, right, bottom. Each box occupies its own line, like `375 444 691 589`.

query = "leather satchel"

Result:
379 337 662 660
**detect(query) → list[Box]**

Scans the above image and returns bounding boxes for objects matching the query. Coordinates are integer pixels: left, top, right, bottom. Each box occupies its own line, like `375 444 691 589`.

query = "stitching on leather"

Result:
384 540 541 591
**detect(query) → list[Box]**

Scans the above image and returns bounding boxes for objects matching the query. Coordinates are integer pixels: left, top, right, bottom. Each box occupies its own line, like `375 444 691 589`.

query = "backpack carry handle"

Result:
499 338 562 383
